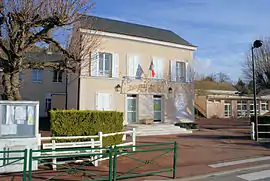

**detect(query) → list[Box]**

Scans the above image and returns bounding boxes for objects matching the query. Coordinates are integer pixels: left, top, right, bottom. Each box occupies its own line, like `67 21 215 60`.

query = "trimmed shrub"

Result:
50 110 124 147
250 115 270 138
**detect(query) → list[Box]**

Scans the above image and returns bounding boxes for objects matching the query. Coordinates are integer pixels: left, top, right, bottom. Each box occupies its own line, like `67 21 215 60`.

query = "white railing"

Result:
37 128 136 170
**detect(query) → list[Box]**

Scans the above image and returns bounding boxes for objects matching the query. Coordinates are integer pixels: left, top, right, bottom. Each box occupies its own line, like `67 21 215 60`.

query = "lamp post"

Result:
252 40 263 141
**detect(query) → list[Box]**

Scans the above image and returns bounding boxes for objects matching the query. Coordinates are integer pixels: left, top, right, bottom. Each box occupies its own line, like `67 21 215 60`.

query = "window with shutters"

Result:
53 70 63 83
176 61 186 82
99 52 112 77
96 92 112 111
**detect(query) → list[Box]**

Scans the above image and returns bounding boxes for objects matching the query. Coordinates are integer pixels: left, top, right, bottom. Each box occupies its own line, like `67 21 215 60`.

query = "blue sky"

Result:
88 0 270 81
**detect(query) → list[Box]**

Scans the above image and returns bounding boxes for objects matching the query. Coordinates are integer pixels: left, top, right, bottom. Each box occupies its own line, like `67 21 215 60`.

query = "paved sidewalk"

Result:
122 118 270 180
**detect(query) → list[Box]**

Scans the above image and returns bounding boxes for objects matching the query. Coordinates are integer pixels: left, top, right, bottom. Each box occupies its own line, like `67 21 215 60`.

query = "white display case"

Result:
0 101 40 173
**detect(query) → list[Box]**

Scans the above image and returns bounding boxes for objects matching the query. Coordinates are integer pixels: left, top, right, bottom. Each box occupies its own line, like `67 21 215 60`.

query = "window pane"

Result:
53 70 58 82
104 53 112 73
154 100 161 111
127 112 136 123
38 70 42 81
32 70 37 81
99 53 103 72
58 71 63 82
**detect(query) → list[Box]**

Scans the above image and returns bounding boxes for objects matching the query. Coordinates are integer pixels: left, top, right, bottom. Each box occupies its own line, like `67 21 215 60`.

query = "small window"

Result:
53 70 63 83
19 72 23 81
32 69 43 82
99 52 112 77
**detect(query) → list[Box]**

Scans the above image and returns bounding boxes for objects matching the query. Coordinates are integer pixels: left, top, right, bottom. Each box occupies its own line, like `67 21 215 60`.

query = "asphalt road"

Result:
189 165 270 181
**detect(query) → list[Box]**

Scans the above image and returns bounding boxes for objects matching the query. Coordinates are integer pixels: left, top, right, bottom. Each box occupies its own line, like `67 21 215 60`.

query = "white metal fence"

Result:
37 128 136 170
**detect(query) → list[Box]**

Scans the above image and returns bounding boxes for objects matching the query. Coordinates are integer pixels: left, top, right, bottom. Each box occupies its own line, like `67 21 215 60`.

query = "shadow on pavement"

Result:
178 134 250 140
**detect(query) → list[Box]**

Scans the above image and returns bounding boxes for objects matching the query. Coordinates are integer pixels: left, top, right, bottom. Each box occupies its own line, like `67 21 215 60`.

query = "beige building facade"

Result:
67 16 197 124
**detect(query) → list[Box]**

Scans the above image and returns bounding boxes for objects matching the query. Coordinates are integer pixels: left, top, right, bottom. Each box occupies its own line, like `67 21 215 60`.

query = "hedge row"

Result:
50 110 124 147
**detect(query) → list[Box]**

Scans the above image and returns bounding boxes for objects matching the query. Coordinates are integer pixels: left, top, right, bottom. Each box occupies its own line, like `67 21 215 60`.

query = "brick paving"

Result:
1 118 270 181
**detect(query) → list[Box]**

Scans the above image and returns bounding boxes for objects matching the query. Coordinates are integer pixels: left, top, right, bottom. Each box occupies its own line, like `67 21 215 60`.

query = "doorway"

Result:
126 95 137 124
154 95 162 122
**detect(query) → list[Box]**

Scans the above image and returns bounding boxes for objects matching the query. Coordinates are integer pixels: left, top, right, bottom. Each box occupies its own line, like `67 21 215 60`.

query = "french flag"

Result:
149 60 155 77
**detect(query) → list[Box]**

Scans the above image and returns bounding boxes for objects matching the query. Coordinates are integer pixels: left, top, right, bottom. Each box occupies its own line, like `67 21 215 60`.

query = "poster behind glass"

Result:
0 104 36 138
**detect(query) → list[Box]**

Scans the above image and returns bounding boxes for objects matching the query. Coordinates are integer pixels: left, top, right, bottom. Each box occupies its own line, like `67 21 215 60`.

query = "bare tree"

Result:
242 37 270 91
0 0 95 100
215 72 231 83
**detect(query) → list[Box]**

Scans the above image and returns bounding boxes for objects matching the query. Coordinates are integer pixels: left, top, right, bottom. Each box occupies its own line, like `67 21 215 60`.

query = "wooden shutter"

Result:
112 53 119 78
186 62 191 83
153 58 158 79
91 51 99 76
170 60 176 81
158 59 164 79
127 54 134 78
134 55 140 79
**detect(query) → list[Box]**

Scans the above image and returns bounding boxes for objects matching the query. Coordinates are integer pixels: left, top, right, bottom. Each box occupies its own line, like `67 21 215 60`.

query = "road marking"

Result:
151 164 270 181
208 156 270 168
237 169 270 181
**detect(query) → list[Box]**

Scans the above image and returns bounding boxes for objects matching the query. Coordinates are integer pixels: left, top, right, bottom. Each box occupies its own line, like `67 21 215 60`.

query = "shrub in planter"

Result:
50 110 124 147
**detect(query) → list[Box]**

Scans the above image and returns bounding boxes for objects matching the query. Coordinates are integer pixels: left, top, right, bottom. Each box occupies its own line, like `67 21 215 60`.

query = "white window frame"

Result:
32 69 43 82
53 70 63 83
237 100 248 117
249 100 259 115
125 94 138 124
175 61 186 82
261 101 268 112
224 101 231 117
98 52 113 77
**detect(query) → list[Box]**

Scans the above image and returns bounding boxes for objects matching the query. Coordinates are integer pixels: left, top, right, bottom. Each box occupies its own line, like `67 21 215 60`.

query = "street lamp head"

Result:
253 40 263 48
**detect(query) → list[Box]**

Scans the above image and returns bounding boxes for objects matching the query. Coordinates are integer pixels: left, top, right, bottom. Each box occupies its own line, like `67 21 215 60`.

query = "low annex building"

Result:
195 80 270 119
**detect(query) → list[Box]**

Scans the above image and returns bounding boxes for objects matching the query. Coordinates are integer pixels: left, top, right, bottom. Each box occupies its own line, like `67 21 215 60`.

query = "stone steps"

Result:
125 123 193 136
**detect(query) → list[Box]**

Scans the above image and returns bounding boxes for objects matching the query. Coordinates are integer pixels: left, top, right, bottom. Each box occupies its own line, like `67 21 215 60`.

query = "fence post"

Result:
28 149 33 181
98 131 103 156
37 133 41 150
132 128 136 151
91 138 98 167
113 146 118 181
251 122 255 140
52 140 57 170
108 146 113 181
23 149 27 181
173 141 177 179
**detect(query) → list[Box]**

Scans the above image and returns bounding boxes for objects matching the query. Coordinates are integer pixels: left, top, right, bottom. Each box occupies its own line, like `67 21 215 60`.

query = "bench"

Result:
42 139 102 170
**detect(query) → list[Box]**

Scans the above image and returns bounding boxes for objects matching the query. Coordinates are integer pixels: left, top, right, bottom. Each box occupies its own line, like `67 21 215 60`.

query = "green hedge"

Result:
50 110 124 147
250 115 270 138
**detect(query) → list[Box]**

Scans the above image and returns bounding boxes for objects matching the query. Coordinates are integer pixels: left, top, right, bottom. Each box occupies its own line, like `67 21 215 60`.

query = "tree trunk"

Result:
2 72 21 100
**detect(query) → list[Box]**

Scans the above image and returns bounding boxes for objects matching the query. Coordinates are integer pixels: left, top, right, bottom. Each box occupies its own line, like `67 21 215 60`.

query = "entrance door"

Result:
154 95 162 122
126 95 137 124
